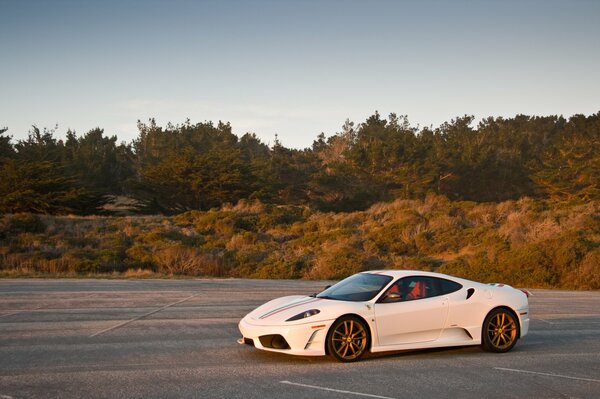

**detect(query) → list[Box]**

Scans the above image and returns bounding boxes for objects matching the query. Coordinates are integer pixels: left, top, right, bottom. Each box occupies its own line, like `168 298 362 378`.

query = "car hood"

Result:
245 295 335 325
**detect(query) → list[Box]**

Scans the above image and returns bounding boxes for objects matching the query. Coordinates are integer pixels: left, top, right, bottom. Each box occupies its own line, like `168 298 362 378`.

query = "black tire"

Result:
326 315 370 362
482 308 520 353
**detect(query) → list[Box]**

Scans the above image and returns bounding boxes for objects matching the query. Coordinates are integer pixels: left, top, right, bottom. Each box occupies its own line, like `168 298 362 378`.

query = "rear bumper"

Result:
238 317 333 356
519 313 529 338
518 309 530 338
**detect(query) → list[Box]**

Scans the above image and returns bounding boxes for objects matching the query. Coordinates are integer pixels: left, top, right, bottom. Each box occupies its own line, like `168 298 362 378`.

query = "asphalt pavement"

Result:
0 279 599 399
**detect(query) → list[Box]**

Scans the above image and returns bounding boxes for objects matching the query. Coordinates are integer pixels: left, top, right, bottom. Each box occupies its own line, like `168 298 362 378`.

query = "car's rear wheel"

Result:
482 308 519 353
326 316 369 362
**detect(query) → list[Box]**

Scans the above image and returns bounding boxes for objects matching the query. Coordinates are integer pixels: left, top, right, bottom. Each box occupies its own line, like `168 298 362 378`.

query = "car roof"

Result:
362 269 465 281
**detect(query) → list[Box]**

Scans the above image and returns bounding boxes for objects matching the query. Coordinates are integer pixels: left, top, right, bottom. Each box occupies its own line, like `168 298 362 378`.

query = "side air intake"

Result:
259 334 290 350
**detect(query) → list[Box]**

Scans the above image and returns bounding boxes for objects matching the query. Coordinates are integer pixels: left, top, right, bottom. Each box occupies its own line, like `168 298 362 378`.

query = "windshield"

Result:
317 273 393 302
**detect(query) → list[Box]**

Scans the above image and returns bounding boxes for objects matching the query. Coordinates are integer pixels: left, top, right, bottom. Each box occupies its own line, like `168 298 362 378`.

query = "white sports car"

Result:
238 270 530 362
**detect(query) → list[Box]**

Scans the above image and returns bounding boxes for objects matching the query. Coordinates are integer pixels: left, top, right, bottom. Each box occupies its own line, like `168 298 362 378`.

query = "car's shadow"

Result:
237 343 486 365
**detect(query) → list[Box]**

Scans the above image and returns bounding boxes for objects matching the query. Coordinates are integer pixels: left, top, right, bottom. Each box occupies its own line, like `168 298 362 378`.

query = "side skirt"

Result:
371 328 481 353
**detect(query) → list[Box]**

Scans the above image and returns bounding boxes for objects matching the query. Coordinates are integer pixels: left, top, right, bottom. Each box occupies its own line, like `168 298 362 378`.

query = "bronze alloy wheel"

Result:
327 316 369 362
482 308 519 353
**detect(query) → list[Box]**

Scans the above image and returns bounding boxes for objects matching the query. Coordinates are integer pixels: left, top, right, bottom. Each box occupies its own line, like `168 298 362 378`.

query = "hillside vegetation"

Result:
1 112 599 287
1 196 598 289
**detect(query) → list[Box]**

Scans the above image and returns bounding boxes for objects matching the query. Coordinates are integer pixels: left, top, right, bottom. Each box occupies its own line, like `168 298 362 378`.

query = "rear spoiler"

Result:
518 289 531 297
488 283 531 297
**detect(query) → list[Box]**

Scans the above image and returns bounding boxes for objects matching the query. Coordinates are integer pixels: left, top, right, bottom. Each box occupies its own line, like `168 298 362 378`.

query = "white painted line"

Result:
0 305 44 319
535 313 600 317
89 294 199 337
534 318 600 326
0 311 22 319
494 367 600 383
1 394 14 399
280 381 397 399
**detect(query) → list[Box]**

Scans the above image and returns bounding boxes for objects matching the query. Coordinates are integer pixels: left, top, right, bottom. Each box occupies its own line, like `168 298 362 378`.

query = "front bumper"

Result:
238 316 333 356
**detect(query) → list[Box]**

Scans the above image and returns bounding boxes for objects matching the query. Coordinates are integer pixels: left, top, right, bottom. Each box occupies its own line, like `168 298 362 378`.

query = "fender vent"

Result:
466 288 475 299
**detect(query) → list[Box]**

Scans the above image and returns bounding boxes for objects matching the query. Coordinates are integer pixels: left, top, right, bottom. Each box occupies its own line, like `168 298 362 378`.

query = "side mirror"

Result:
381 292 402 303
311 285 333 297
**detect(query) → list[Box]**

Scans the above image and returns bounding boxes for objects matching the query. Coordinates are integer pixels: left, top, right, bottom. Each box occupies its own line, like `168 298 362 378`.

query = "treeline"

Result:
1 111 599 215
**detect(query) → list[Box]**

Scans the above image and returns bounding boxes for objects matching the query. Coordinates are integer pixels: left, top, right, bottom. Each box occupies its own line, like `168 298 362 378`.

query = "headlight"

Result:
286 309 320 321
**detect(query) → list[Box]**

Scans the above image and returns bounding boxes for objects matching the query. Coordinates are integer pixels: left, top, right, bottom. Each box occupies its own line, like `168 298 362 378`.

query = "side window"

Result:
403 277 439 300
437 278 463 295
380 276 444 303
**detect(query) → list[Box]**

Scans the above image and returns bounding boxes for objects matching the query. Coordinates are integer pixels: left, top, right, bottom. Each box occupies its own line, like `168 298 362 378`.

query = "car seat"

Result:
406 280 426 300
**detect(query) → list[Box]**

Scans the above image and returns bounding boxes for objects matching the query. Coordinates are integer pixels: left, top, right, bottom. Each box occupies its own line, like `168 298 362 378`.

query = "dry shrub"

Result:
248 253 308 279
416 194 449 216
0 253 33 270
432 245 477 263
326 212 363 229
525 218 562 243
390 255 438 271
427 214 461 231
37 257 72 274
499 204 587 246
230 199 266 214
366 224 417 256
0 196 597 288
366 201 391 220
123 268 155 278
121 222 140 237
495 199 517 221
397 224 418 247
214 218 235 237
575 249 600 290
153 246 229 276
367 198 423 223
467 203 500 226
307 212 336 231
557 202 599 232
306 237 375 279
498 211 530 245
226 233 256 251
180 227 198 237
0 253 69 274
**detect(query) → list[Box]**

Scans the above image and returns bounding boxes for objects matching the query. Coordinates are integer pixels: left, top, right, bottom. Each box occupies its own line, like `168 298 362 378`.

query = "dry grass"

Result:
1 196 598 289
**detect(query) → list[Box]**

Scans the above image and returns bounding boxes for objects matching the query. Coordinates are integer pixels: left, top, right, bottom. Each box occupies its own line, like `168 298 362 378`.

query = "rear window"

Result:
438 278 462 295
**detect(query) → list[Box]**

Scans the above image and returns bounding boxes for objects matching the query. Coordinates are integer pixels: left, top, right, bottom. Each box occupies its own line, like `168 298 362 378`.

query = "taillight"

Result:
519 289 531 297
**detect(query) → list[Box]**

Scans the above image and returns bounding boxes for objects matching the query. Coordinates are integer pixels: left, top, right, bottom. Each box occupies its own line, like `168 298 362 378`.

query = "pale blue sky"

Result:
1 0 599 148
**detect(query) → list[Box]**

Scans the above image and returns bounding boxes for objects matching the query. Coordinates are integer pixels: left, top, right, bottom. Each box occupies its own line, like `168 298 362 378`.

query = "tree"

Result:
0 127 14 159
533 113 600 201
310 116 388 211
130 120 254 213
0 126 109 214
64 128 133 196
0 159 102 214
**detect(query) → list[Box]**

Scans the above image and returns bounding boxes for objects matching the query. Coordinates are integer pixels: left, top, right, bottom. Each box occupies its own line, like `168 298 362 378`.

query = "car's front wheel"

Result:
326 316 369 362
482 308 519 353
